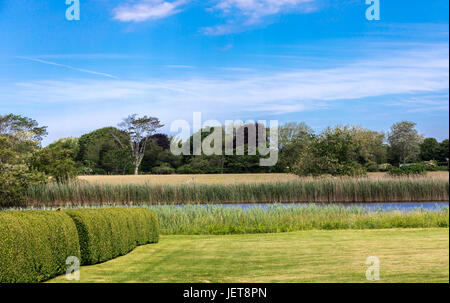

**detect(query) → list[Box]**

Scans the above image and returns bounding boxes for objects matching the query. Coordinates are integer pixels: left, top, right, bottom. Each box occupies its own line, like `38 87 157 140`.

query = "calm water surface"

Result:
189 202 449 212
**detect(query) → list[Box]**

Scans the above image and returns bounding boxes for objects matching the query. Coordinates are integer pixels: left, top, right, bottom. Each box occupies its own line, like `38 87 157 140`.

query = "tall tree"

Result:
77 127 132 175
438 139 449 163
388 121 423 165
419 138 440 161
0 114 48 206
0 114 47 142
117 114 164 175
32 138 79 183
293 126 365 176
278 122 314 172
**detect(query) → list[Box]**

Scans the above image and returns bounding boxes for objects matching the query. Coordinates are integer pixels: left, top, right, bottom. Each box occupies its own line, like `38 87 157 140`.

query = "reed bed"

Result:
150 204 450 235
24 177 449 207
3 204 448 235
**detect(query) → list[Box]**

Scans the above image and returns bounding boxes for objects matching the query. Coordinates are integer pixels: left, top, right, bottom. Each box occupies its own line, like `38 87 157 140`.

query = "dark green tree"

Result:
419 138 440 161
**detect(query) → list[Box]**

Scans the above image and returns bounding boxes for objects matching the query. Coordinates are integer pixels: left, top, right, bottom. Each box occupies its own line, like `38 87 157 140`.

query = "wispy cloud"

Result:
112 0 188 22
220 44 233 51
164 65 195 69
30 54 147 60
387 93 449 113
16 56 118 79
9 44 448 108
203 0 317 35
4 43 448 143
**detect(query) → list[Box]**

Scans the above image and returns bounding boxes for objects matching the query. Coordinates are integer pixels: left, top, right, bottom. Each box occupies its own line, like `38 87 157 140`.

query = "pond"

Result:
188 202 449 212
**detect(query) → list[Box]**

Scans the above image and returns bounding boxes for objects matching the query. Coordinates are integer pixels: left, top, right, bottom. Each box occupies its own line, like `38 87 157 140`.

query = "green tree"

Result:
77 127 133 175
117 114 164 175
350 126 387 168
438 139 449 164
419 138 440 161
278 122 314 172
292 126 374 176
0 114 48 206
387 121 423 165
0 114 47 142
32 138 78 183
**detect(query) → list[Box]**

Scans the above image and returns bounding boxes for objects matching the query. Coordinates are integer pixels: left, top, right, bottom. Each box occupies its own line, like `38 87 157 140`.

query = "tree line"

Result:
0 113 448 205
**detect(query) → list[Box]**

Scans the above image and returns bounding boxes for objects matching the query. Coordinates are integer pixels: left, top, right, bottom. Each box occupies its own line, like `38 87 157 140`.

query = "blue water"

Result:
2 202 448 212
186 202 449 212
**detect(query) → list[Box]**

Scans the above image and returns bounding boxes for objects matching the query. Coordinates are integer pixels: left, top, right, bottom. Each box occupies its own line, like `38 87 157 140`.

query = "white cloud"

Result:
214 0 315 20
2 44 448 144
8 46 448 107
112 0 188 22
203 0 317 35
164 65 195 69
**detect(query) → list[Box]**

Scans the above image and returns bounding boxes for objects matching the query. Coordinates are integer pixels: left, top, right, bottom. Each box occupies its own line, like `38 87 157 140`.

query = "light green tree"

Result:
388 121 423 165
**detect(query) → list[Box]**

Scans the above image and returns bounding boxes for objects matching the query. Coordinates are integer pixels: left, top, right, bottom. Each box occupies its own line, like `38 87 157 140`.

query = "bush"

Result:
0 164 47 207
388 163 427 176
152 163 175 175
65 208 159 265
422 160 438 171
378 163 393 172
0 211 80 283
364 161 378 172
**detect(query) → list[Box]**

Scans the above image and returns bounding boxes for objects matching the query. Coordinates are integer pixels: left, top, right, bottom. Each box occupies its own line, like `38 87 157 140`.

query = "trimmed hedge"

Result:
0 211 81 283
65 208 159 265
0 208 159 282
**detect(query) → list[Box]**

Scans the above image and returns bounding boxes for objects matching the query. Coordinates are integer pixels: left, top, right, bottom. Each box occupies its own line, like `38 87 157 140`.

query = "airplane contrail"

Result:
16 56 119 79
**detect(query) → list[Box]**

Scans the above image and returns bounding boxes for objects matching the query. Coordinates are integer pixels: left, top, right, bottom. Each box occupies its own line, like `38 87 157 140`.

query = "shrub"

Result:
388 163 427 176
364 161 378 172
422 160 438 171
152 163 175 175
0 164 47 207
64 208 158 265
0 211 80 283
378 163 393 172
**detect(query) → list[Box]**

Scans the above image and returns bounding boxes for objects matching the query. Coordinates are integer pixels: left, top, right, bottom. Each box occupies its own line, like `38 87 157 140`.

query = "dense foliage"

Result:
0 208 159 282
0 211 81 282
0 115 48 206
0 113 448 206
65 208 159 265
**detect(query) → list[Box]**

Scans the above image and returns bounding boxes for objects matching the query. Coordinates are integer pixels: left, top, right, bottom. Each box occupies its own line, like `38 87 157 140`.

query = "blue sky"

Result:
0 0 448 145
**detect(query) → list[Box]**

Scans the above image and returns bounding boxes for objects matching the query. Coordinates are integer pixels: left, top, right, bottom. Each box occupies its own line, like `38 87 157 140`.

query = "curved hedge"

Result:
65 208 159 265
0 211 81 283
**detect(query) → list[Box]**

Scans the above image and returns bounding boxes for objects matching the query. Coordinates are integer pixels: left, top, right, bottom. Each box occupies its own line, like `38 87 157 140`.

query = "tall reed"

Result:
24 177 449 207
149 204 450 235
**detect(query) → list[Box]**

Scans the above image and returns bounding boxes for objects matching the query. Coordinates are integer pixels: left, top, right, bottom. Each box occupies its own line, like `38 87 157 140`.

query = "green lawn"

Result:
50 228 449 283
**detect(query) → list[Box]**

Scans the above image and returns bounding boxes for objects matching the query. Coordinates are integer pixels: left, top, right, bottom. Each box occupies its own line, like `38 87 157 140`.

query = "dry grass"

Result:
78 172 449 185
367 171 449 180
78 173 300 185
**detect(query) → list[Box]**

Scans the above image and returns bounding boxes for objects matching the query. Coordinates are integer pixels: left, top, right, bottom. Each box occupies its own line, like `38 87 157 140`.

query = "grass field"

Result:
79 173 300 185
50 228 449 283
78 172 449 185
